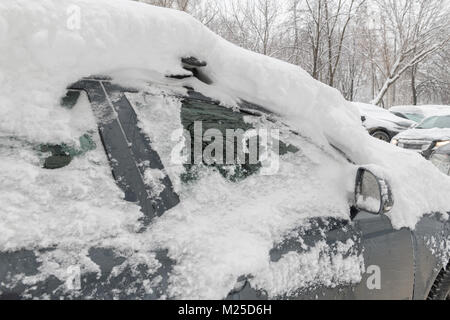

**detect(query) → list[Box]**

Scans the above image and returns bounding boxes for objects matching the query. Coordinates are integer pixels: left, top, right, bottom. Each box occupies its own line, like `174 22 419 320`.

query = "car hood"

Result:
395 128 450 141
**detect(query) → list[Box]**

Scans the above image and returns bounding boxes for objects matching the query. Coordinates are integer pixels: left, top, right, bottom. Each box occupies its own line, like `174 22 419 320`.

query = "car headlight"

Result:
391 139 398 146
430 153 450 175
434 140 450 149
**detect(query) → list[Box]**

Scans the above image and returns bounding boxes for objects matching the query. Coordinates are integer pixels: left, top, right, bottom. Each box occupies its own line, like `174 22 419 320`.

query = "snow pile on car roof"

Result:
0 0 449 299
0 0 359 146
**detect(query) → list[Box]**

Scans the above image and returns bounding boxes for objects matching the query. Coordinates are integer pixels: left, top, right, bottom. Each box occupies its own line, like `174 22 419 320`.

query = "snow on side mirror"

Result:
355 168 393 215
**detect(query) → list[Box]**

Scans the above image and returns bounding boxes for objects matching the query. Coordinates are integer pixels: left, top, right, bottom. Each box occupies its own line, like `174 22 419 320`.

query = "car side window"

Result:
179 96 298 183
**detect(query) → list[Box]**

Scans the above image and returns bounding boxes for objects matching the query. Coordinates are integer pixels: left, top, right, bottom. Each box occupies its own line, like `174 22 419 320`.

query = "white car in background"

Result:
353 102 415 142
392 114 450 159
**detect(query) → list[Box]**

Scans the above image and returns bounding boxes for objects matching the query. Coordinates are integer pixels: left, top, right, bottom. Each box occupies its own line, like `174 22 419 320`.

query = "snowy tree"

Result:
369 0 449 106
132 0 450 106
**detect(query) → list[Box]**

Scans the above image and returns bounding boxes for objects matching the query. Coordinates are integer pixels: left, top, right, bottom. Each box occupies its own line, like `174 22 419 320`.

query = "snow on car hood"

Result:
0 0 449 299
395 128 450 141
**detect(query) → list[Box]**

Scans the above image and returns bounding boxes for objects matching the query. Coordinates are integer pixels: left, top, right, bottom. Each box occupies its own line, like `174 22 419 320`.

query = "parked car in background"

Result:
392 114 450 159
354 102 415 142
390 105 450 124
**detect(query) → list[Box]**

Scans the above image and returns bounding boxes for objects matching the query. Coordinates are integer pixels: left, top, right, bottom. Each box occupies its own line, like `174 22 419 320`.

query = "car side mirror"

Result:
355 168 393 215
361 116 367 123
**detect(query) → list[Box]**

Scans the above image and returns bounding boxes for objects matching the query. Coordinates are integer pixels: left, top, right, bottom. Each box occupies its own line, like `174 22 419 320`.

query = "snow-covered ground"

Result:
0 0 449 299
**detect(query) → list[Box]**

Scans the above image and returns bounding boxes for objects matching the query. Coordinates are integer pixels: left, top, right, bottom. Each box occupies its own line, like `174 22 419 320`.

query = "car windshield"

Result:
403 113 424 123
392 111 424 123
416 115 450 129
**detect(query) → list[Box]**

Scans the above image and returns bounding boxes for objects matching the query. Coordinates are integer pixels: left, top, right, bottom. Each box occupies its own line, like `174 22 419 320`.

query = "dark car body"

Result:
1 211 448 300
0 75 448 300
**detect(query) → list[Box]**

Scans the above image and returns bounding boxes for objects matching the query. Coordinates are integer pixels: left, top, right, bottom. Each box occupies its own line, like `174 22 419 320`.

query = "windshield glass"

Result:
417 115 450 129
392 112 424 123
403 113 424 123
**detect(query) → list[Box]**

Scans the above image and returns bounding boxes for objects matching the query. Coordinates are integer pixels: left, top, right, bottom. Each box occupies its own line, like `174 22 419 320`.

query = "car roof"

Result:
390 105 450 118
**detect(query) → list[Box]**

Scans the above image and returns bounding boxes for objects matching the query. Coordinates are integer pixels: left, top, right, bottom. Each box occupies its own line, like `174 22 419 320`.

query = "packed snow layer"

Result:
0 93 143 252
0 0 449 299
0 0 358 147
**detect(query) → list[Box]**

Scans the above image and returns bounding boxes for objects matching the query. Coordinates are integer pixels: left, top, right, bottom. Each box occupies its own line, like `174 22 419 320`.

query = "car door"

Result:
350 211 415 299
230 211 415 300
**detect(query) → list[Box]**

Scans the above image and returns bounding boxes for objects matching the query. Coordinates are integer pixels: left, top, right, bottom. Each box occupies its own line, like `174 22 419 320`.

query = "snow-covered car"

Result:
390 105 450 124
353 102 415 142
391 114 450 159
0 0 449 300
